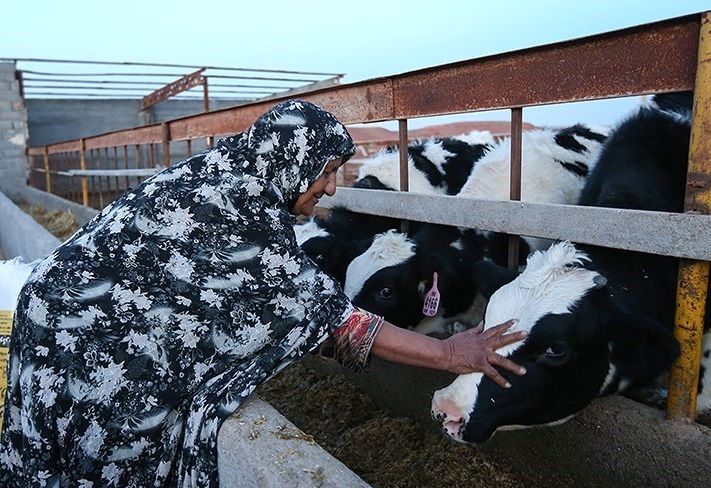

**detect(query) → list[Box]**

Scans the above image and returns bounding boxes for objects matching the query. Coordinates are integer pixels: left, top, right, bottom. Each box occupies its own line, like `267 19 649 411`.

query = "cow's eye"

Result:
545 342 568 358
315 254 325 263
379 288 394 300
539 341 571 366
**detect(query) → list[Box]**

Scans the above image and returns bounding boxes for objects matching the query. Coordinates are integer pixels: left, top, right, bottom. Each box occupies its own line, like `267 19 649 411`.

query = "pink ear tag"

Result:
422 272 441 317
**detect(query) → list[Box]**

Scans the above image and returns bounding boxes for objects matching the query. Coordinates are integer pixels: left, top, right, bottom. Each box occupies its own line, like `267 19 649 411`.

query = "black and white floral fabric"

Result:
0 100 357 487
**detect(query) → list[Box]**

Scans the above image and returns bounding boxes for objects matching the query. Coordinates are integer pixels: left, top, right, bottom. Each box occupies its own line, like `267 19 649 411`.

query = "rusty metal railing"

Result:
24 12 710 422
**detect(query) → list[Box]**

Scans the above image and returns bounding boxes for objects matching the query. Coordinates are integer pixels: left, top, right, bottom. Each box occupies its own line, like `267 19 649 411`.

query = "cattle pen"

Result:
3 10 711 488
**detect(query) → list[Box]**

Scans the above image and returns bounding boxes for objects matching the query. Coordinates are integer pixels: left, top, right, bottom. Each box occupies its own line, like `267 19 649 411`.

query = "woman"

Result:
0 100 525 487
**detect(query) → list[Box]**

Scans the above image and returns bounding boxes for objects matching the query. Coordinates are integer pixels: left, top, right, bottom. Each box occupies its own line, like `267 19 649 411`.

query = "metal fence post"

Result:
508 107 523 269
43 145 51 193
667 12 711 421
161 123 171 167
398 119 409 234
79 139 89 206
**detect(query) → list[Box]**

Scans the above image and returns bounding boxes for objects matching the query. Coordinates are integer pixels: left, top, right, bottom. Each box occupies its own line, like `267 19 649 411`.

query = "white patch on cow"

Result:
357 149 447 194
452 130 495 146
421 140 454 174
293 220 329 246
696 330 711 416
599 359 618 395
450 239 465 251
495 414 576 432
433 242 600 431
0 259 36 310
459 128 606 250
344 231 415 299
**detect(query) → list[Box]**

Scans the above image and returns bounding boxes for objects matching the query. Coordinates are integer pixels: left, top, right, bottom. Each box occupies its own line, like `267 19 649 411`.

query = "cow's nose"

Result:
431 395 465 439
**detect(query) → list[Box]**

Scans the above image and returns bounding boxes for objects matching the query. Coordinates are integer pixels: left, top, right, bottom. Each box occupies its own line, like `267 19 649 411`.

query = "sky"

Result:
2 0 711 130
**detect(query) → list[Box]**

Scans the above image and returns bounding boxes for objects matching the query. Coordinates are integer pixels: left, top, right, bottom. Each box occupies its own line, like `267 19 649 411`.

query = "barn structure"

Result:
1 11 711 488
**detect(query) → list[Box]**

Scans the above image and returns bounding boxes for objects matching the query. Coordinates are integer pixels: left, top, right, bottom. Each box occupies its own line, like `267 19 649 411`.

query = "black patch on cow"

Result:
439 138 491 194
353 175 395 191
354 137 490 195
555 159 589 178
704 349 710 359
554 124 607 153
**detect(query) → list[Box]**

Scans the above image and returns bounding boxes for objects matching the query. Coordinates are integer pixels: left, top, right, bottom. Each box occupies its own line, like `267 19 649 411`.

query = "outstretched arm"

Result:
370 320 527 388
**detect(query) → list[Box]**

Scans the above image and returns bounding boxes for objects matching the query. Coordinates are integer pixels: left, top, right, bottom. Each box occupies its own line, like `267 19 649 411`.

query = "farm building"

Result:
1 9 710 488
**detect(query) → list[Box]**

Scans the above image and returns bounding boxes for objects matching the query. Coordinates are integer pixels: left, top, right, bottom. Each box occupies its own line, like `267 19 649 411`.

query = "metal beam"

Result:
141 69 206 110
318 188 711 261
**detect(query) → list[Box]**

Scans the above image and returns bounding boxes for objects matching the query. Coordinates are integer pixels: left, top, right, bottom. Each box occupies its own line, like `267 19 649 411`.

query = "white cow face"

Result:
431 242 679 443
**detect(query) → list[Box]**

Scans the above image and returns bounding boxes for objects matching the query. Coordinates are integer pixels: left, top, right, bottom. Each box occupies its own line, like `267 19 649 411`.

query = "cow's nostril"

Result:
443 417 464 438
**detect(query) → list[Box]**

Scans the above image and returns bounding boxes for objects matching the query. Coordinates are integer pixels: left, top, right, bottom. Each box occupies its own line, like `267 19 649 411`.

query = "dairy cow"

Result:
293 206 399 285
459 124 607 250
343 224 529 334
431 93 710 443
354 132 494 194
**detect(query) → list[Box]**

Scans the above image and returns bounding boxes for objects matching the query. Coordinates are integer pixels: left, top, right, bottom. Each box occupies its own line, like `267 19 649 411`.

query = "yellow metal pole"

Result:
43 146 51 193
79 139 89 206
667 11 711 421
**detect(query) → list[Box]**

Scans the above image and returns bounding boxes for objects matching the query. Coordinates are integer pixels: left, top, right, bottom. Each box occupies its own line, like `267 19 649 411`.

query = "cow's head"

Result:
344 228 489 330
431 242 679 443
295 220 368 285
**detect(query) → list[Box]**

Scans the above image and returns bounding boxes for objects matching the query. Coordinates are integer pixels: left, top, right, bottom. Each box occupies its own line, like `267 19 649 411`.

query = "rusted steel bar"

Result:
203 78 210 112
31 15 700 154
79 139 89 206
398 119 410 234
508 108 523 269
161 123 171 167
667 12 711 421
103 147 112 196
43 146 51 193
142 68 206 110
123 145 129 190
398 119 409 192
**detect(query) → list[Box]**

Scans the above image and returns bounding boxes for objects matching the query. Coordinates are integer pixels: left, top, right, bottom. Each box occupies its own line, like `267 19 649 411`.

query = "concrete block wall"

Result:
0 62 29 200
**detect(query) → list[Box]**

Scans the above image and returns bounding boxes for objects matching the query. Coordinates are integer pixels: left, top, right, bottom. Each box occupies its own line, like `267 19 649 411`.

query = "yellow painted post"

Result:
43 146 51 193
79 139 89 206
667 11 711 421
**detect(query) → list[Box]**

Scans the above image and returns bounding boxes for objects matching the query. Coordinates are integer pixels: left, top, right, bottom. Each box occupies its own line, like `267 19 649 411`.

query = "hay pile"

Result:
19 205 78 241
258 363 522 488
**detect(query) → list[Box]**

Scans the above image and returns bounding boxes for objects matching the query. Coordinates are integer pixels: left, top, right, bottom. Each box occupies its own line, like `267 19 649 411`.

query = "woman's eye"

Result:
379 288 393 299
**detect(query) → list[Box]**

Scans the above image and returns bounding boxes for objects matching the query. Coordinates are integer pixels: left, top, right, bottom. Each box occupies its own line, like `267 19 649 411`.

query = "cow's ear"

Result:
471 261 518 300
605 308 680 388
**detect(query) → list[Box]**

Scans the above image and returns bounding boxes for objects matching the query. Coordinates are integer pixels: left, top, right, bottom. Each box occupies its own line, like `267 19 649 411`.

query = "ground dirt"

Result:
258 362 523 488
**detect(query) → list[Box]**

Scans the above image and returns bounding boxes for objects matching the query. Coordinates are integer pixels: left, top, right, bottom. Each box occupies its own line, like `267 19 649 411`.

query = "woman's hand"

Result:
442 320 527 386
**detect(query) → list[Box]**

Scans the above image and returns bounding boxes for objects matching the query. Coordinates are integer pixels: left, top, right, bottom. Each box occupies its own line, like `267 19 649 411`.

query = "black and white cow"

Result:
459 124 608 250
431 93 711 443
354 132 494 195
343 224 530 334
293 206 399 285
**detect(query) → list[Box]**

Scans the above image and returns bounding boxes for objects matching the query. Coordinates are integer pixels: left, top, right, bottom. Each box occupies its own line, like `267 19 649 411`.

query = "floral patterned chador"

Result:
0 100 382 487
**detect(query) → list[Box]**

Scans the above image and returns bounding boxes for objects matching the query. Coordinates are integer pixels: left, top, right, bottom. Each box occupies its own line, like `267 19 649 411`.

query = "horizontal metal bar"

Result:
30 14 702 152
22 78 296 89
4 57 343 76
319 188 711 261
20 70 324 83
64 169 159 177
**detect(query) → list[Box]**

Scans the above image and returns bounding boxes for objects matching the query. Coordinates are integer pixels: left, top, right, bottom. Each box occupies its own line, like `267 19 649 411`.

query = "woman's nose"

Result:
324 174 337 196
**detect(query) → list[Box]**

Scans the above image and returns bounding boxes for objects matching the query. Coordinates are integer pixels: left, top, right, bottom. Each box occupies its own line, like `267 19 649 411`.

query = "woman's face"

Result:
291 158 342 216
